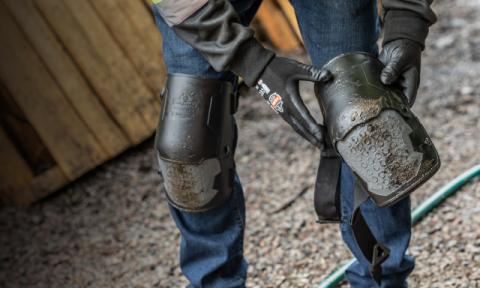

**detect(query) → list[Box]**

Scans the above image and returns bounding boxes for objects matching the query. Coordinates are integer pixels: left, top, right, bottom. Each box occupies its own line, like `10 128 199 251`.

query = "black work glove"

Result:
379 39 422 107
255 57 332 148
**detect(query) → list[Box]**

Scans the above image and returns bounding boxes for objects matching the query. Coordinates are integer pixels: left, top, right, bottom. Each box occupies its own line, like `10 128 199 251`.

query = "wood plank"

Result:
35 0 160 142
142 0 152 8
256 0 302 52
126 0 167 88
0 81 56 175
62 0 161 133
378 0 384 22
0 3 106 179
132 0 165 54
0 127 35 205
4 0 130 158
89 0 166 95
131 0 167 90
26 166 68 203
276 0 303 44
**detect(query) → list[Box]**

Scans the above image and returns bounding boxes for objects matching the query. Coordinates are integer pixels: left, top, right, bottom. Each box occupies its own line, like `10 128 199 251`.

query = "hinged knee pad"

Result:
155 74 236 212
315 52 440 207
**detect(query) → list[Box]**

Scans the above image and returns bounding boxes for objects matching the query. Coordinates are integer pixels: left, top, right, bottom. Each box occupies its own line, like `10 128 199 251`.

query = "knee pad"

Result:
315 52 440 207
155 74 236 212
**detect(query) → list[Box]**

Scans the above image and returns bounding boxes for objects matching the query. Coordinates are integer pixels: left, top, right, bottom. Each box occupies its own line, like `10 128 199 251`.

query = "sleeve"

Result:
154 0 275 86
382 0 437 48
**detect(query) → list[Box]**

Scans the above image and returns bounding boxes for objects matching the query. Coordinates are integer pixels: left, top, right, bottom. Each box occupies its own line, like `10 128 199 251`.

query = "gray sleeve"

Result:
382 0 437 48
155 0 275 86
154 0 209 26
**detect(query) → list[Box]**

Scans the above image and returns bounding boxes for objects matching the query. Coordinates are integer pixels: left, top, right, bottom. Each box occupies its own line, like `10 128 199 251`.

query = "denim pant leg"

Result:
152 1 262 287
290 0 414 286
168 176 248 288
339 163 414 287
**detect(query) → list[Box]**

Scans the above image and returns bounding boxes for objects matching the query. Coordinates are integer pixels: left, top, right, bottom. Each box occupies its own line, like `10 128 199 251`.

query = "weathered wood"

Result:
4 0 130 158
63 0 161 132
0 81 55 175
0 3 106 179
0 115 68 205
142 0 152 8
35 0 160 142
255 0 302 52
131 0 165 55
90 0 166 94
276 0 303 43
26 166 68 204
378 0 384 21
0 128 35 205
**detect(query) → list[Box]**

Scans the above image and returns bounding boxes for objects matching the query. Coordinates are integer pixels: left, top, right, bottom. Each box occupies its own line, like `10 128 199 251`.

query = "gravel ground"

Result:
1 0 479 287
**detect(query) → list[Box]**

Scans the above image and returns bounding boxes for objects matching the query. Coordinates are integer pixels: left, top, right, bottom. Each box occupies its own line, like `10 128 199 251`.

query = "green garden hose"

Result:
315 165 480 288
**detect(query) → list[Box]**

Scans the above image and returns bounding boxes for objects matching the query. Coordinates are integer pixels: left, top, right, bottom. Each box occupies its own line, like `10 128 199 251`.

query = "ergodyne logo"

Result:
256 80 284 113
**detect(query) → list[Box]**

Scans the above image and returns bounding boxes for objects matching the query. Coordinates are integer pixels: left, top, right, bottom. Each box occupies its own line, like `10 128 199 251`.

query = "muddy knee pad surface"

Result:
336 110 423 202
155 74 236 212
315 53 440 207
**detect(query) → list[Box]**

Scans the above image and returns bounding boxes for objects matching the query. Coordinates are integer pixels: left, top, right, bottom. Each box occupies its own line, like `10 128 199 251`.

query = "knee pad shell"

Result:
315 53 440 207
155 74 236 212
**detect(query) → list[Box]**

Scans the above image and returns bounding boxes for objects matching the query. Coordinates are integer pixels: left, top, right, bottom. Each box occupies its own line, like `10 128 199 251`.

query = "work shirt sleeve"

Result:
382 0 437 48
153 0 275 87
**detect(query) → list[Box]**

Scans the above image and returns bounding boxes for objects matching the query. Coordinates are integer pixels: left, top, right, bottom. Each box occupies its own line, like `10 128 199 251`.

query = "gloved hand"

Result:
379 39 422 106
156 0 331 148
255 56 332 148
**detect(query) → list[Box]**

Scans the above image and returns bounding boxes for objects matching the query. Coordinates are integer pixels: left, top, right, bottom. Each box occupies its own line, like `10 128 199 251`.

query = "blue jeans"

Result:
153 0 414 287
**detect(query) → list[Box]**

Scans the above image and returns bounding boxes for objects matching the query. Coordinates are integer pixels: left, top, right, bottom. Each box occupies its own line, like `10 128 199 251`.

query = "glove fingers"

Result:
287 64 330 141
400 67 420 107
286 107 324 148
295 65 333 83
286 83 325 147
381 61 402 85
380 48 408 85
379 50 388 66
288 116 323 148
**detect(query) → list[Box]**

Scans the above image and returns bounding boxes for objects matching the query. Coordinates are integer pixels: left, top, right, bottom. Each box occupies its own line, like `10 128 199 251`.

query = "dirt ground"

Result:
1 0 479 287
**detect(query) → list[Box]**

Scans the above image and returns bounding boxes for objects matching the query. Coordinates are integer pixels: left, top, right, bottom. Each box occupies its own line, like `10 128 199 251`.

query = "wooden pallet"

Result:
0 0 166 205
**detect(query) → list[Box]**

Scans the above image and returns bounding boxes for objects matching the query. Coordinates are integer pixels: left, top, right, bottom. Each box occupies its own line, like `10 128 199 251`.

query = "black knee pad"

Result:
155 74 237 212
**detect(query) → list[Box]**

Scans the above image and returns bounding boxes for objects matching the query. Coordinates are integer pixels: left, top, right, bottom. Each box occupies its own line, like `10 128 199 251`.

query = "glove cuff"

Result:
228 38 275 87
383 10 430 50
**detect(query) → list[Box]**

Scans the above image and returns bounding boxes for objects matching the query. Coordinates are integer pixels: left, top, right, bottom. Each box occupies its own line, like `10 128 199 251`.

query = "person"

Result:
151 0 436 287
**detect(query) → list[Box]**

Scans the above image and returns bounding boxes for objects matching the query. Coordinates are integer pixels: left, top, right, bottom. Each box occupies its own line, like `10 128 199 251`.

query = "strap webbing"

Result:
351 183 390 285
313 140 390 285
314 146 342 223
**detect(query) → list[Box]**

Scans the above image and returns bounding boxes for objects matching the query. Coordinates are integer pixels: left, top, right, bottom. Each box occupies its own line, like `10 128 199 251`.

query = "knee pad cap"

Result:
155 74 236 212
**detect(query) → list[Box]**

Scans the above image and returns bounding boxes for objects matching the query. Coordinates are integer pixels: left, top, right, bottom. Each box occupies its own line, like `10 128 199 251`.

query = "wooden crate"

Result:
253 0 304 53
0 0 381 205
0 0 166 205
